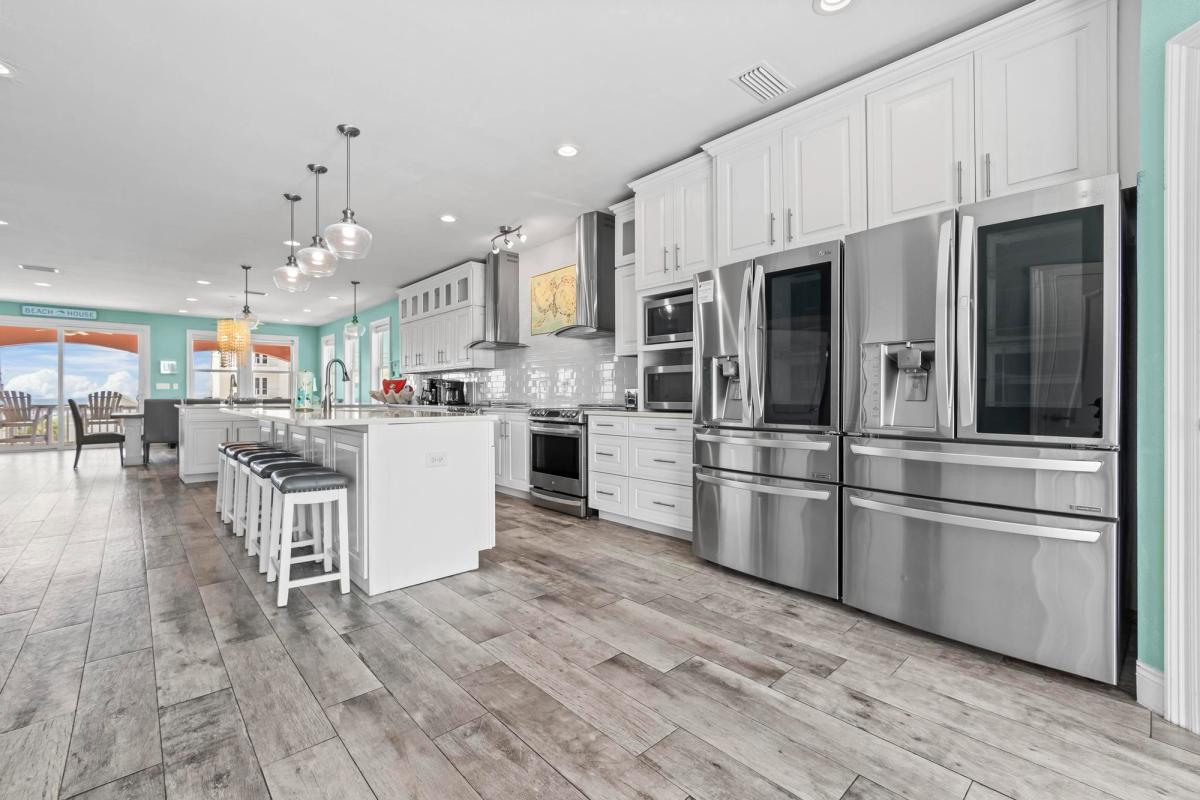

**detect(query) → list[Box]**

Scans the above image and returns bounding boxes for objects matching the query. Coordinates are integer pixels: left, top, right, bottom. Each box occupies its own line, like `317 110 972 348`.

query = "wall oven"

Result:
528 407 589 517
644 292 694 345
644 364 692 411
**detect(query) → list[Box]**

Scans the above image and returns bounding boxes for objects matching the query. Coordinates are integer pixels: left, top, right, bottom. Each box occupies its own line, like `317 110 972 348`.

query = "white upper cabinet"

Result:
610 198 636 268
397 261 483 323
867 55 975 227
714 134 782 265
631 154 713 291
781 96 867 246
614 265 637 357
975 2 1111 198
674 166 713 276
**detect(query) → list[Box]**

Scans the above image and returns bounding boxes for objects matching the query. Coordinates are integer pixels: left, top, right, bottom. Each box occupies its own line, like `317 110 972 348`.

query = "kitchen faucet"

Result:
323 358 351 417
227 373 239 405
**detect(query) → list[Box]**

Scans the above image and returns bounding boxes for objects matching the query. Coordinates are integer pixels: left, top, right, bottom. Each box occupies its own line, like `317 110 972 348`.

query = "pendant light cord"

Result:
289 199 297 258
345 135 352 210
242 266 251 315
314 171 321 238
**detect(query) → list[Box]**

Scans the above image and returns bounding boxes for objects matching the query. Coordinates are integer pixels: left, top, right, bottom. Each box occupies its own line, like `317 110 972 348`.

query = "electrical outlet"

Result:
425 451 448 468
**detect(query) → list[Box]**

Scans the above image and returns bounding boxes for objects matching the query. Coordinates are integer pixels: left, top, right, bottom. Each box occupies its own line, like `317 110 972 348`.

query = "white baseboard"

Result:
1137 660 1165 715
597 511 691 541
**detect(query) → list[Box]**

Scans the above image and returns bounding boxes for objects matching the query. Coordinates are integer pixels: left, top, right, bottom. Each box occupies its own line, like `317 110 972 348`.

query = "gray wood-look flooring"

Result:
0 448 1195 800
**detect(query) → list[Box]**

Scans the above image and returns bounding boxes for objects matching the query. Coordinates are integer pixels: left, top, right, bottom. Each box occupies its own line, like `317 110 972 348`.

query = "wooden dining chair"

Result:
86 391 124 433
68 399 124 469
0 391 51 445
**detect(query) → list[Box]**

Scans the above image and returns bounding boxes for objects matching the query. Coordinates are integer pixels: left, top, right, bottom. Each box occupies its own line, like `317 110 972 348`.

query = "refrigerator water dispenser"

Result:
860 341 938 432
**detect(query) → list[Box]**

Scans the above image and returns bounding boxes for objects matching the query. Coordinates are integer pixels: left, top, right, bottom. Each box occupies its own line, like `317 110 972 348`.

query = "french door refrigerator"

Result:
842 174 1122 684
692 241 842 598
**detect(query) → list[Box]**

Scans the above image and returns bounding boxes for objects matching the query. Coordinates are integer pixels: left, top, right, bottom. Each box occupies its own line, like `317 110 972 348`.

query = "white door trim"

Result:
1162 21 1200 733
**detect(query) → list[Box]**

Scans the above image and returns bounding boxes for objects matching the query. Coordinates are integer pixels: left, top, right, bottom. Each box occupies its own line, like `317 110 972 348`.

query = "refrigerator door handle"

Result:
848 444 1103 472
848 496 1101 543
934 216 954 432
957 214 977 428
696 432 832 451
749 264 766 423
696 469 831 501
736 266 754 424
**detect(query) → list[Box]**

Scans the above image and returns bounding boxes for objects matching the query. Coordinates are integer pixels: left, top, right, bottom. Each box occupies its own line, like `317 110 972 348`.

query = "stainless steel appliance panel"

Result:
693 467 839 598
753 242 842 432
842 487 1118 684
695 428 839 483
957 175 1121 447
644 365 692 412
644 292 694 345
843 212 955 438
528 422 586 497
843 437 1118 519
694 263 754 429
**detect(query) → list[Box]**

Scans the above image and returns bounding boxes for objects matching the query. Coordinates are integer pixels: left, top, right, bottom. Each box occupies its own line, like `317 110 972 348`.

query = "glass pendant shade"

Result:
325 213 372 260
273 258 311 293
240 309 261 331
344 317 365 338
297 237 339 277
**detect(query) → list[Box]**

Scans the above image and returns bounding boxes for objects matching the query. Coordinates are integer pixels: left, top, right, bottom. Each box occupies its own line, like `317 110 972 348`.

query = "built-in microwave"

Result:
644 364 692 411
644 292 693 346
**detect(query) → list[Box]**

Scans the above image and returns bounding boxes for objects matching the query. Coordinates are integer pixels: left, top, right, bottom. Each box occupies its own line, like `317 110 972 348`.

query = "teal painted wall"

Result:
0 300 320 399
315 297 400 404
1137 1 1200 672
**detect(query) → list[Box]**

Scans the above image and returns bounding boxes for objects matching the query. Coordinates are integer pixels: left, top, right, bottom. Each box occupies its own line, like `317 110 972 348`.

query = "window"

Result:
368 319 391 403
343 332 361 403
187 331 297 400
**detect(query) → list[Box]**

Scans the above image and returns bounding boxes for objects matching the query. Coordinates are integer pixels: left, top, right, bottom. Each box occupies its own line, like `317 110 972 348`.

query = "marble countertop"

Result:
219 406 495 428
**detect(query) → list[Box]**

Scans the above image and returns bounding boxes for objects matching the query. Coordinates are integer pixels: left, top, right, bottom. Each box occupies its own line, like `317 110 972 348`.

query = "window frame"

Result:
186 330 299 400
368 318 391 403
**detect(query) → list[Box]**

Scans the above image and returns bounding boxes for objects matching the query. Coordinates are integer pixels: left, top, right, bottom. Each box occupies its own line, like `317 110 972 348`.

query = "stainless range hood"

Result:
554 211 616 339
468 249 526 351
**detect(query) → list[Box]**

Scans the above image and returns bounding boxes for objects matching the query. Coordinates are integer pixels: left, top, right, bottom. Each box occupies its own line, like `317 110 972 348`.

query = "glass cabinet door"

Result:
760 263 832 428
974 206 1104 440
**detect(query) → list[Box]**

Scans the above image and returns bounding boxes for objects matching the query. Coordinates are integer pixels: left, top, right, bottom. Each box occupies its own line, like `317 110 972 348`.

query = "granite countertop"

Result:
219 406 495 428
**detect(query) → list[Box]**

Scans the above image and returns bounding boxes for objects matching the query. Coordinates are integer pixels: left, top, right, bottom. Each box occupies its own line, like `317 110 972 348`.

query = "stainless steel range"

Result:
528 407 590 517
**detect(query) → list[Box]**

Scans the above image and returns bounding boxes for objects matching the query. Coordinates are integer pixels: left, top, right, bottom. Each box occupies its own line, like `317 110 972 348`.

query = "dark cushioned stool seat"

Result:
220 441 271 455
271 468 351 494
252 458 312 478
237 448 294 465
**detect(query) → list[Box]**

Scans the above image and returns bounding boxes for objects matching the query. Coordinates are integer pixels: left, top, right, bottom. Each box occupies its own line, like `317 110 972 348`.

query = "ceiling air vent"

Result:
730 61 794 104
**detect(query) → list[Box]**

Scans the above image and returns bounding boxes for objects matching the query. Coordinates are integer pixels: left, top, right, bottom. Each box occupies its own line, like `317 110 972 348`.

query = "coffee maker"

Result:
439 380 467 406
419 378 441 405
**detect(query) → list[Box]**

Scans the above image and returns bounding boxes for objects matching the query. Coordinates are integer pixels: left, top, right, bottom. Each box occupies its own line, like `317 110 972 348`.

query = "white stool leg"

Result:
267 487 284 582
259 482 274 574
276 495 295 607
232 464 247 536
245 477 261 555
323 501 333 572
337 491 350 594
222 457 237 523
215 454 224 512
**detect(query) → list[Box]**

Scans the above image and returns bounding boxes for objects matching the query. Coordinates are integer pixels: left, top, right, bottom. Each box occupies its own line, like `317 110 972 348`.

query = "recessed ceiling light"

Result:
185 297 198 302
196 279 212 285
556 144 579 158
282 318 291 322
0 61 12 77
302 308 312 313
33 281 51 287
283 240 301 247
812 0 852 14
440 214 456 223
178 309 188 314
327 296 339 300
0 220 8 226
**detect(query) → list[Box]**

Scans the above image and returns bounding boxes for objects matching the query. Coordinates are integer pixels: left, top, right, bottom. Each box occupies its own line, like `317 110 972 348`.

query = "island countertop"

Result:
218 405 495 428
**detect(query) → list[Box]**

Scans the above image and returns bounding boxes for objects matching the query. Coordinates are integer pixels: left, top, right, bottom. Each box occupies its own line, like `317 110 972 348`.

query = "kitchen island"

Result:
215 405 496 595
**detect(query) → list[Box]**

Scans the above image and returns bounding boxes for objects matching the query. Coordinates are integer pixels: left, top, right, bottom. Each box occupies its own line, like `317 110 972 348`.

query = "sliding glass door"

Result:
0 318 147 451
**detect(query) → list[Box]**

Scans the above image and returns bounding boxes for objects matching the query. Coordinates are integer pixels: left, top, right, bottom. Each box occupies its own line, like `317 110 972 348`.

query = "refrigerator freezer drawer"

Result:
692 467 839 598
842 488 1119 684
694 428 840 483
843 438 1118 518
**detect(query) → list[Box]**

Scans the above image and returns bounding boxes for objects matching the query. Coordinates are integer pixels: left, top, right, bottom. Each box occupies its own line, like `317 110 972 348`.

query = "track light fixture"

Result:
490 225 525 254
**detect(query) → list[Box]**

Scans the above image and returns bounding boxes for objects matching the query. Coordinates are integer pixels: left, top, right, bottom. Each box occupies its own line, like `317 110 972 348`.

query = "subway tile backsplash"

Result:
431 335 637 406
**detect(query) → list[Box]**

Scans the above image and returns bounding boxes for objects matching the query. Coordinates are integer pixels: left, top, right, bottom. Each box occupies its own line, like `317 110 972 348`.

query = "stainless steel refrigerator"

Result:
842 175 1122 684
692 241 842 599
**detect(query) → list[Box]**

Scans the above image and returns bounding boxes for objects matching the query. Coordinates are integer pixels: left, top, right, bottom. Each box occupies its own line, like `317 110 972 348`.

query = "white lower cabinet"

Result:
178 406 268 483
587 413 692 537
309 429 330 466
493 412 530 493
330 429 368 585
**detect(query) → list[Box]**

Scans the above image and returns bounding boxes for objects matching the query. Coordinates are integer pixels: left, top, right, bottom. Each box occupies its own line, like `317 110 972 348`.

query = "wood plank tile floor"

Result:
0 448 1197 799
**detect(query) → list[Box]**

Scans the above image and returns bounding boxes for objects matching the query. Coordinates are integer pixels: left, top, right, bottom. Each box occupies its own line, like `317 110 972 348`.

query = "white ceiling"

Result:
0 0 1030 325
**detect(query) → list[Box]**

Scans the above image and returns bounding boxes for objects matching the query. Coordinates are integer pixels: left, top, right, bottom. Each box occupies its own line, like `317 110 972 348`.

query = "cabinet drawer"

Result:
589 434 629 476
590 473 629 515
629 478 692 530
630 438 692 485
589 416 630 437
629 418 691 440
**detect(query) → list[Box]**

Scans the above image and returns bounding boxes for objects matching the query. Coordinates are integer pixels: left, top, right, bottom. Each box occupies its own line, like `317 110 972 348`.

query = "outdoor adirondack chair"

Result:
85 390 124 433
0 391 51 445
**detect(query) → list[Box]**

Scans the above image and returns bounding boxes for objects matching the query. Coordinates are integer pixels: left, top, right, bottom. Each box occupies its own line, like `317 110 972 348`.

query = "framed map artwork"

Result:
530 264 577 335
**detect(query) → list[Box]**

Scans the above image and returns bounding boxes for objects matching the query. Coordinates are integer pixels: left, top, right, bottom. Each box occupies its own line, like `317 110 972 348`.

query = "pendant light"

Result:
324 124 373 260
239 264 261 330
490 225 526 254
297 163 339 277
273 193 311 293
344 280 364 338
215 318 249 368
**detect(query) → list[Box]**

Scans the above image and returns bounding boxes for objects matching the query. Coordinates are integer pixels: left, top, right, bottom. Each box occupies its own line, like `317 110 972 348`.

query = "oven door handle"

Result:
529 423 583 437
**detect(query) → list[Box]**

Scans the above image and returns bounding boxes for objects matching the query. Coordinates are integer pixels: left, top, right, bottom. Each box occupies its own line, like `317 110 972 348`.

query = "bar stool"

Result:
266 466 351 606
219 443 275 522
232 449 296 538
245 455 309 567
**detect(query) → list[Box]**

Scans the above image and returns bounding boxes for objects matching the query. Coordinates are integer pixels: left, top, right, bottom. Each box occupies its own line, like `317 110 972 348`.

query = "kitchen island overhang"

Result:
220 405 497 595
